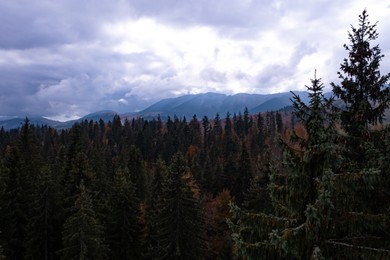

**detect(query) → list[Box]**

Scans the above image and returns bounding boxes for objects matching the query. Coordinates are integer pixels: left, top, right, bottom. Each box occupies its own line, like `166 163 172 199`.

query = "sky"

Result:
0 0 389 121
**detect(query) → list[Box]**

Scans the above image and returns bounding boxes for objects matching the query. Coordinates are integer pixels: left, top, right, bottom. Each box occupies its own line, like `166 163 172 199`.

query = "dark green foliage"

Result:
25 166 62 260
0 119 44 259
126 145 146 200
0 105 282 258
275 112 283 133
229 75 337 259
61 180 107 260
251 113 266 157
106 167 141 259
201 116 211 153
331 9 390 168
145 159 169 257
325 10 390 257
242 174 272 213
234 143 253 206
148 152 205 259
0 163 9 259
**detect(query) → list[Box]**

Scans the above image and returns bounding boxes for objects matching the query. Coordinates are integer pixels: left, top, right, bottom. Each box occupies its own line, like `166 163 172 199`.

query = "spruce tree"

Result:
149 152 204 259
234 143 253 206
145 159 169 258
0 119 43 259
106 167 141 260
331 9 390 168
61 180 107 260
0 162 9 259
229 75 337 259
324 10 390 257
242 174 272 213
24 166 62 260
126 145 146 200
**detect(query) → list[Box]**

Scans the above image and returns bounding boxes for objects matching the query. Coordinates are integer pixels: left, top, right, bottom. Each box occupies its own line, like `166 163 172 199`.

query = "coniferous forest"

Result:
1 10 390 260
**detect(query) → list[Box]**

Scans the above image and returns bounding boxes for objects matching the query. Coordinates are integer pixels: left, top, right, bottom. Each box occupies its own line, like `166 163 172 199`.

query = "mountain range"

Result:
0 91 312 130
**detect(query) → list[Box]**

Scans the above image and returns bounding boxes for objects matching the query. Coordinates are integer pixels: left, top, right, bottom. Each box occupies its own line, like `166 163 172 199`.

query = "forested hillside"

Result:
0 105 287 259
0 10 389 260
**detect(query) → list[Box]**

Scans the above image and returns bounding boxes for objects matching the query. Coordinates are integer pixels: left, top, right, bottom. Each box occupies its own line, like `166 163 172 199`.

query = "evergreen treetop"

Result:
331 9 390 130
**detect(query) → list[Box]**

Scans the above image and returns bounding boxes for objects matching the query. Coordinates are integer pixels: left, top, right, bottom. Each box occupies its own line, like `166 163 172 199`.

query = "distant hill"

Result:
138 91 310 119
0 117 66 130
79 110 117 123
0 111 118 131
0 91 317 130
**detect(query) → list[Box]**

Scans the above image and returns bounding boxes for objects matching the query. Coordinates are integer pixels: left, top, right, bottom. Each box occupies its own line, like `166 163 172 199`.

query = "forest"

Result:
1 10 390 260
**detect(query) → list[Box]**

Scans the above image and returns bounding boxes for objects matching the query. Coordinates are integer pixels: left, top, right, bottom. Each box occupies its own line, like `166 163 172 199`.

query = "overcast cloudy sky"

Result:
1 0 389 121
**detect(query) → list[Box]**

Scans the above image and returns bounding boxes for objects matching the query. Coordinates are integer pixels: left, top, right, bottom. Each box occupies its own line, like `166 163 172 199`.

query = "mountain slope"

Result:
0 117 67 130
0 111 118 130
0 91 315 130
139 91 310 118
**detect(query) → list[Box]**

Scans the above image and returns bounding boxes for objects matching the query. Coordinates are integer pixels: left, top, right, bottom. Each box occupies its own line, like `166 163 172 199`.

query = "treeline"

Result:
0 106 285 259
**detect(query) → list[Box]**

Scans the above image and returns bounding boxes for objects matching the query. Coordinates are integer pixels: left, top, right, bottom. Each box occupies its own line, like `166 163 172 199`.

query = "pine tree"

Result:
106 167 141 260
229 74 337 259
0 119 43 259
126 145 146 201
331 9 390 168
201 116 211 154
149 152 205 259
189 115 202 149
62 123 95 204
243 107 252 137
323 10 390 257
145 159 169 257
61 180 107 260
275 112 283 133
242 174 272 213
24 166 62 260
251 113 266 157
234 143 253 206
0 161 9 259
202 189 234 259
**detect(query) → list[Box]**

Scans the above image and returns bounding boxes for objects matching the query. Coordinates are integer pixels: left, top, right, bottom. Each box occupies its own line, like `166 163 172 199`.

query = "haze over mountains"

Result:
0 91 311 130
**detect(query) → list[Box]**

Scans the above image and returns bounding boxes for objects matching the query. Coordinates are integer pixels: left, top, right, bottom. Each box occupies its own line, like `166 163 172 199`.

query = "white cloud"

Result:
0 0 389 119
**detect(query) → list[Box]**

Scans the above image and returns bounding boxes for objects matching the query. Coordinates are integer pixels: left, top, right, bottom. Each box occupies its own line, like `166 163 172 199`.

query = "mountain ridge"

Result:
0 91 312 130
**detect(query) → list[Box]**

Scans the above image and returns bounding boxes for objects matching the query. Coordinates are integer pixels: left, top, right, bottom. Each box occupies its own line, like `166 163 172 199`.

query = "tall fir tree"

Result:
325 10 390 257
331 9 390 169
234 143 253 206
0 119 43 259
229 75 337 259
0 161 9 259
106 167 141 260
126 145 146 201
145 159 169 258
61 180 107 260
24 166 62 260
148 152 205 259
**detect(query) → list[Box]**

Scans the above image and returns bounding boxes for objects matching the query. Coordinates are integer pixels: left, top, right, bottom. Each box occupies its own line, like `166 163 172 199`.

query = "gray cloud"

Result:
0 0 389 120
201 68 227 83
0 0 134 50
